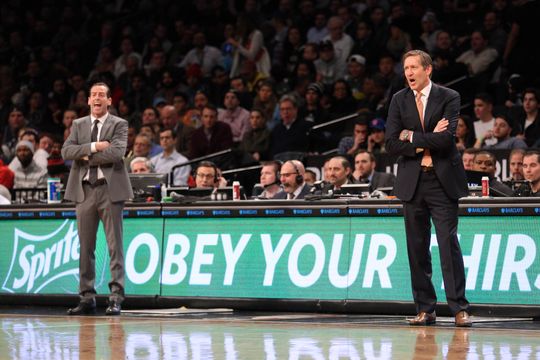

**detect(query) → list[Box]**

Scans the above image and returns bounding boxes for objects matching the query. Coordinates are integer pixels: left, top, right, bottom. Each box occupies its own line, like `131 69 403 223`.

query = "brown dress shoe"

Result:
455 311 472 327
408 311 436 326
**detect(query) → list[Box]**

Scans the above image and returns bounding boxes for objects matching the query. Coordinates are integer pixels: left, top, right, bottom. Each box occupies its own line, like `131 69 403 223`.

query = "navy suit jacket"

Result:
385 83 468 201
273 184 313 199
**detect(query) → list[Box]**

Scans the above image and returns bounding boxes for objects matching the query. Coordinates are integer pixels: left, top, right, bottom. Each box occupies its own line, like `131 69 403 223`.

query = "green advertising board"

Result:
1 214 539 306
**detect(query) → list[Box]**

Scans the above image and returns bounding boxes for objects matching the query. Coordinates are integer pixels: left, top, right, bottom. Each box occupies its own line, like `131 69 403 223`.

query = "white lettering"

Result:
482 235 501 290
221 234 251 286
126 233 159 284
463 234 485 290
261 234 292 286
13 245 33 290
288 234 325 288
363 234 395 288
328 234 364 288
161 234 190 285
190 235 218 285
500 234 536 291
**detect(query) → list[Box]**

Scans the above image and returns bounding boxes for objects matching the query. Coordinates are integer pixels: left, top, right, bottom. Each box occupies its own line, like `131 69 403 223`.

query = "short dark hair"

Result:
524 150 540 163
90 82 111 97
355 149 376 162
160 128 176 139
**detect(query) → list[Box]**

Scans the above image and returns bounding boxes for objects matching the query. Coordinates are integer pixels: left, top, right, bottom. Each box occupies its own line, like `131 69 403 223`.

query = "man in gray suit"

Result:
62 82 133 316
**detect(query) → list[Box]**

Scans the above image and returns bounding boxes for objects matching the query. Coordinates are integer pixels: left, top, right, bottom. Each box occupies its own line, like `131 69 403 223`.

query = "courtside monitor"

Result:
129 173 167 195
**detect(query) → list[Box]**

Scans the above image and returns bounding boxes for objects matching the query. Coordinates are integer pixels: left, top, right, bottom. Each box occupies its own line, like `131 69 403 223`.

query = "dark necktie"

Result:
89 119 99 184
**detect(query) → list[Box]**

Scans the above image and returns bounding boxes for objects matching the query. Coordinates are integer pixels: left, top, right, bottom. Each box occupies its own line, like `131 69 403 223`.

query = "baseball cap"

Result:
369 117 386 131
16 140 35 153
319 40 333 51
306 82 324 96
348 54 366 66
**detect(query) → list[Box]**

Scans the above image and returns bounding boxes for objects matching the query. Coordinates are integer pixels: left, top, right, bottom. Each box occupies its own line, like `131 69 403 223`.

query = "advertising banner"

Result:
0 214 539 306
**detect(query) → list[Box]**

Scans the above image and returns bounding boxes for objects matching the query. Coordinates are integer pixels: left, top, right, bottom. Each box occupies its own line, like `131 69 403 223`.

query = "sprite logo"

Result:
2 220 107 294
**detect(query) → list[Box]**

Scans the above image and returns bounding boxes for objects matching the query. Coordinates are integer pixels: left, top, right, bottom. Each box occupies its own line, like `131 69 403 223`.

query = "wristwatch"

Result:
400 130 410 141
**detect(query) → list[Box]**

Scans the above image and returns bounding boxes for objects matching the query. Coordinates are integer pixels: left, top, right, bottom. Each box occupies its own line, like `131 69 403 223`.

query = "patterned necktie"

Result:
89 119 99 184
416 92 433 167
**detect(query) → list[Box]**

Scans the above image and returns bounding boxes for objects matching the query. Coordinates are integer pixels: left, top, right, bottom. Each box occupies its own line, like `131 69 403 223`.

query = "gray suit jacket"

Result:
62 114 133 203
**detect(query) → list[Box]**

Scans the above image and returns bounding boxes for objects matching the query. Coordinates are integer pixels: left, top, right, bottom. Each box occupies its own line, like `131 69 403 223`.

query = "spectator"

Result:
179 31 223 78
472 93 496 146
323 16 354 66
455 115 475 152
420 11 440 53
314 40 345 87
130 157 152 174
124 134 152 170
240 109 271 162
270 95 311 158
2 108 27 161
9 140 47 189
352 150 395 191
345 54 367 101
252 80 279 129
160 105 193 157
0 160 15 190
190 105 233 160
113 37 142 79
482 11 507 55
522 150 540 196
367 117 386 154
218 89 251 143
456 30 498 77
515 88 540 147
228 13 271 78
151 128 190 186
338 118 369 155
307 10 329 44
480 115 527 150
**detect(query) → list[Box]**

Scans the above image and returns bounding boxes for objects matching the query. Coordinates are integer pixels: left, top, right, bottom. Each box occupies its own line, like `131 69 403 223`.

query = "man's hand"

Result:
399 129 410 142
433 118 448 133
95 141 110 152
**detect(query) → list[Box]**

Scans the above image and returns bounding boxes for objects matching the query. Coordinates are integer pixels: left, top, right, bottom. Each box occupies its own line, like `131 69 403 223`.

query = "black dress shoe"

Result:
67 301 96 315
408 311 436 326
105 301 121 315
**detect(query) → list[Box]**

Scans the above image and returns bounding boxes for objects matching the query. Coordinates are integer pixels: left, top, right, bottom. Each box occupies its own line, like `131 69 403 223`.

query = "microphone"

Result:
263 181 279 188
310 180 328 193
170 191 185 201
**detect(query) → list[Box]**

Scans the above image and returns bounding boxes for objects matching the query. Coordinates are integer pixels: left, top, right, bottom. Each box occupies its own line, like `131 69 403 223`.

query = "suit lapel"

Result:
424 84 439 130
81 116 92 143
100 114 114 140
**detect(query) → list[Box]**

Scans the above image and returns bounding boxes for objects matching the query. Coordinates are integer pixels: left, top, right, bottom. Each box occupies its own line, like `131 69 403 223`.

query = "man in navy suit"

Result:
385 50 472 327
273 160 312 199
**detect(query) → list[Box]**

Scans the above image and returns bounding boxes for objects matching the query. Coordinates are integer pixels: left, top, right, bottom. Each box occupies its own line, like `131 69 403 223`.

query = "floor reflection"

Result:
1 316 539 359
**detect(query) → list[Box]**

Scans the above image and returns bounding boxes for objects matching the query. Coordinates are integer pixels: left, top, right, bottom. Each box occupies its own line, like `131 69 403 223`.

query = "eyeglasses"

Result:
280 172 297 177
196 173 215 179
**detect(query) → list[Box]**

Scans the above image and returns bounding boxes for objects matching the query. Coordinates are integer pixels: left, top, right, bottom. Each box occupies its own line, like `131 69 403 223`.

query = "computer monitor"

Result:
338 183 370 197
168 187 214 199
465 170 489 186
129 173 167 195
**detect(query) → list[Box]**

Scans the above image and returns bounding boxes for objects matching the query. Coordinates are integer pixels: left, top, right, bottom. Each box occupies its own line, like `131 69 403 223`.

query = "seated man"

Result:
522 150 540 197
194 161 221 189
479 115 527 150
9 140 48 189
130 157 152 174
257 160 282 199
472 150 512 196
323 156 354 193
352 150 395 191
151 128 191 186
462 148 478 171
273 160 312 200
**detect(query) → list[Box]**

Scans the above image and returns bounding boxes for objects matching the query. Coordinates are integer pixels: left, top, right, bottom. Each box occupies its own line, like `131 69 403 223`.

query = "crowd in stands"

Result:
0 0 539 202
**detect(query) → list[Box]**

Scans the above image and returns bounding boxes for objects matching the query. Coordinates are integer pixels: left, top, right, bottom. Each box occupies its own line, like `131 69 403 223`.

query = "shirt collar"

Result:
413 81 432 100
92 113 109 124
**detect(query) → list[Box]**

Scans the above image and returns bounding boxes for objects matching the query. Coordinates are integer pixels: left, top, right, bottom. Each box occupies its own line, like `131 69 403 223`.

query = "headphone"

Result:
287 160 304 185
195 161 220 184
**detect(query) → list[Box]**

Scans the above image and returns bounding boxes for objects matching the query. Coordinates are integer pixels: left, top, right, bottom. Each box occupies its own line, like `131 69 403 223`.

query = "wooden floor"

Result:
1 310 539 359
